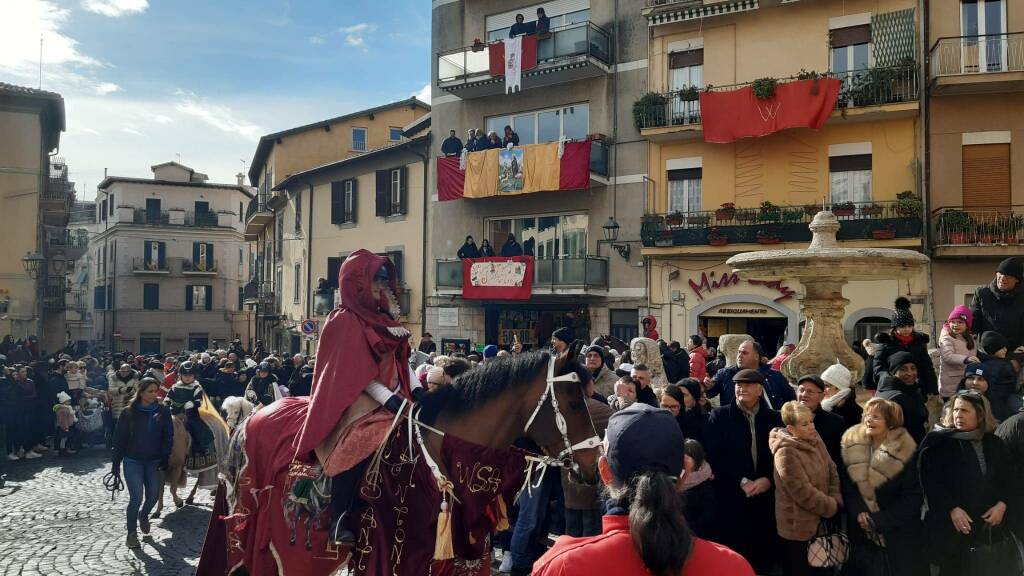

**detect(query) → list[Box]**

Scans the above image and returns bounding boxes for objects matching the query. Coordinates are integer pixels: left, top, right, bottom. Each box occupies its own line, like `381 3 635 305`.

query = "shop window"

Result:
829 154 872 204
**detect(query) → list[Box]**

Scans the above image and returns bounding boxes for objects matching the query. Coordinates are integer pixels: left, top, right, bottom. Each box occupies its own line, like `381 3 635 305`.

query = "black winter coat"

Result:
918 429 1016 565
872 331 938 396
457 242 480 259
813 408 845 468
111 403 174 467
995 411 1024 537
971 281 1024 350
875 378 929 444
828 393 864 431
976 353 1018 420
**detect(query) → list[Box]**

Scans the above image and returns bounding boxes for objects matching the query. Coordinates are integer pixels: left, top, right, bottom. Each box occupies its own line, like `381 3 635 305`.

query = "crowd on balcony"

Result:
508 8 550 38
441 126 522 157
457 233 535 259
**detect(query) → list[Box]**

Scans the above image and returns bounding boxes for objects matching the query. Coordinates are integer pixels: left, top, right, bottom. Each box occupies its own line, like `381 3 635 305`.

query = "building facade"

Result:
244 99 430 354
638 0 929 353
427 0 650 352
90 162 253 354
0 83 69 353
926 0 1023 327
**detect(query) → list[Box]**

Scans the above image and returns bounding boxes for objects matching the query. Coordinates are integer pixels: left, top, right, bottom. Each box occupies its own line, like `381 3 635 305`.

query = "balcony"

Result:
182 259 217 276
245 193 274 240
41 278 67 312
133 208 170 225
589 140 609 177
636 65 920 141
242 280 261 303
185 211 220 227
132 257 169 275
931 206 1024 258
641 200 923 253
437 22 611 99
132 208 223 227
436 256 609 295
930 33 1024 95
44 228 89 260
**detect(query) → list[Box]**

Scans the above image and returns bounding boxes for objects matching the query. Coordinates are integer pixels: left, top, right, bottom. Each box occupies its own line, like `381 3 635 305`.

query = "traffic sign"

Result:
300 319 318 335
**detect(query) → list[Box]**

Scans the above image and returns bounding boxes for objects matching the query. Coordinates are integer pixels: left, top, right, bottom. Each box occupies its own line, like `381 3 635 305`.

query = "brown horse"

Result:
205 344 600 575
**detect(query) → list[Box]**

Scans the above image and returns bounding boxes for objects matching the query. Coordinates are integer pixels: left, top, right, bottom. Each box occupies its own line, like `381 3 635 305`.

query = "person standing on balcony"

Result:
474 129 490 152
536 7 550 35
457 235 480 259
501 233 524 256
509 13 529 38
502 125 520 148
970 257 1024 356
479 238 495 257
486 131 502 149
465 129 479 152
441 129 462 157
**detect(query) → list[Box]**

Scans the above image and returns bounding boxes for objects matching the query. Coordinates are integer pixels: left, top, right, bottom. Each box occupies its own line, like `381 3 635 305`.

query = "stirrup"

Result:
329 514 356 546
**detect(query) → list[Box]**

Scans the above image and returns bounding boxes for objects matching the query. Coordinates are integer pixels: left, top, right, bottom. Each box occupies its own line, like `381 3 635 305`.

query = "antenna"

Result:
176 152 182 163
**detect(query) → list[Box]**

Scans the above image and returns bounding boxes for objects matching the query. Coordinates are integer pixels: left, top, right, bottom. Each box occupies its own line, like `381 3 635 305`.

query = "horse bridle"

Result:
521 356 602 487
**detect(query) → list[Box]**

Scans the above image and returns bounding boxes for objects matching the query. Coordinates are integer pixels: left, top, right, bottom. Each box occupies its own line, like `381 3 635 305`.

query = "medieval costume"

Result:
164 363 229 488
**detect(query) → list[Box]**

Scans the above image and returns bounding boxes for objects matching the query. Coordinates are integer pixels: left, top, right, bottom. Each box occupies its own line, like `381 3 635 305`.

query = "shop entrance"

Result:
699 303 789 357
485 304 588 351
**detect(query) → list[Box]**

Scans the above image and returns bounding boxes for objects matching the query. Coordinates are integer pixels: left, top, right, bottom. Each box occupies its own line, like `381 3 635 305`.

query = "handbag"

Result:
961 526 1024 576
808 516 850 568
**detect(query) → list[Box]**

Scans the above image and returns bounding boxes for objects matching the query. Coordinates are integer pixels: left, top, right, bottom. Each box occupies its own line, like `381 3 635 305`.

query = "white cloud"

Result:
413 83 431 104
308 35 325 45
174 92 263 140
341 23 376 51
120 126 143 136
93 81 120 95
81 0 148 17
152 114 174 124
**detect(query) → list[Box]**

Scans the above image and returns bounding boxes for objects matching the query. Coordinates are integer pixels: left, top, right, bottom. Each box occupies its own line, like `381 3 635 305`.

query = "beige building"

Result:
244 98 430 354
90 162 254 353
637 0 929 352
0 83 69 353
428 0 649 351
926 0 1024 328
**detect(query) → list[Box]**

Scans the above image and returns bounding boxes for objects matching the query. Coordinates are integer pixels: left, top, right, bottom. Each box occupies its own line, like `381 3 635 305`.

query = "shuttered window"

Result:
963 143 1011 208
185 285 213 311
669 49 703 69
331 179 358 224
94 286 106 310
143 283 159 310
830 24 872 48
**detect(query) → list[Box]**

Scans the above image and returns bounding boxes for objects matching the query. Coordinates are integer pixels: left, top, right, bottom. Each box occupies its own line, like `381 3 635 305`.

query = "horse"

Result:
591 334 628 355
202 344 601 576
152 413 190 517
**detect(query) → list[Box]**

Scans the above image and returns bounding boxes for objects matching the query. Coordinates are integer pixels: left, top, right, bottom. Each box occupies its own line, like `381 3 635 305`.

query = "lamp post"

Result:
602 217 630 260
21 252 44 279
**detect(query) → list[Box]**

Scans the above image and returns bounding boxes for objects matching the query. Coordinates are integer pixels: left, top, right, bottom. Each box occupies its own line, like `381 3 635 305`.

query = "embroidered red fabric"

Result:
699 79 841 144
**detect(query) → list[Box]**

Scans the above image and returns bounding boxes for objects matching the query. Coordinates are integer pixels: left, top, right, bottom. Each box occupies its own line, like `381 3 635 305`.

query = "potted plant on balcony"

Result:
804 203 823 216
735 209 758 223
752 77 778 100
872 223 897 240
471 38 485 52
687 214 710 226
633 92 669 130
758 201 781 222
678 85 700 102
894 191 922 217
756 229 781 244
708 227 729 246
665 211 685 227
715 202 736 220
782 208 805 223
859 203 884 217
832 201 856 217
977 222 996 245
939 209 973 244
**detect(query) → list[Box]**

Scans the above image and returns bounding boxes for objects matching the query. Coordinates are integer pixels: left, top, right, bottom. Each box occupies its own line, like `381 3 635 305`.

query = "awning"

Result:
647 0 759 26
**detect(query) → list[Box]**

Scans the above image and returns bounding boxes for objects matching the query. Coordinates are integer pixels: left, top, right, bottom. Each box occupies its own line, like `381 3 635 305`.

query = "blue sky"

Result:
1 0 431 197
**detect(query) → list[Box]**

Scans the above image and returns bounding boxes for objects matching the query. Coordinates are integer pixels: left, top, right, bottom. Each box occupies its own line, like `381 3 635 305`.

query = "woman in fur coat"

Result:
840 398 927 576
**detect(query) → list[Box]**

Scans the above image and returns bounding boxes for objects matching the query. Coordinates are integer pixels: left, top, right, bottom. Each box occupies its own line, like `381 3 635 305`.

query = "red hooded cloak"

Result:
293 249 412 457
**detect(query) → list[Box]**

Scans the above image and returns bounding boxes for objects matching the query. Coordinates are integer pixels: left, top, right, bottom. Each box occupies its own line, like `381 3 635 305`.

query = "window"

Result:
829 154 873 204
238 286 244 311
352 127 367 151
140 334 161 355
668 168 702 213
294 187 303 233
239 201 243 222
331 179 357 224
390 169 402 214
192 242 214 271
379 250 404 283
389 127 402 141
109 194 114 215
486 213 588 259
100 199 107 221
830 25 871 73
854 317 890 344
293 263 302 304
93 285 106 310
239 248 243 267
962 143 1010 207
275 210 284 258
610 309 640 343
143 283 159 310
376 168 407 217
145 198 162 223
961 0 1007 72
669 49 703 124
485 103 589 146
186 285 212 311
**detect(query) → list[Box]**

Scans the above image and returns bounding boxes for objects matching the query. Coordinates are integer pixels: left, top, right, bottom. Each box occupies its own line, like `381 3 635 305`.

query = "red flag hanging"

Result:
462 256 534 300
699 78 841 144
487 35 539 77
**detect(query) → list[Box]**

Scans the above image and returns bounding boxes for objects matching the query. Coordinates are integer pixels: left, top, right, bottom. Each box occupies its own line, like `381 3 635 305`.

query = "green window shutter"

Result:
205 286 213 310
144 241 152 265
185 285 193 310
192 242 200 268
158 242 166 269
351 179 359 223
331 181 343 224
871 8 916 67
375 170 389 216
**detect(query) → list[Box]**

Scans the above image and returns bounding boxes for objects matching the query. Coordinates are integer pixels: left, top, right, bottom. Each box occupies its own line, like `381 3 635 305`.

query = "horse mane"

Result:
417 349 586 424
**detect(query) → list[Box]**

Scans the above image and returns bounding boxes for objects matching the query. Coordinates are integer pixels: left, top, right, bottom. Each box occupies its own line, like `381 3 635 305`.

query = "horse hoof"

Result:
173 498 183 508
151 511 161 519
186 497 195 505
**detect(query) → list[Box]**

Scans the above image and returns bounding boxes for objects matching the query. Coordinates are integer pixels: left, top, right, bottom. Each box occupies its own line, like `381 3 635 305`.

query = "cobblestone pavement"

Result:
0 447 212 576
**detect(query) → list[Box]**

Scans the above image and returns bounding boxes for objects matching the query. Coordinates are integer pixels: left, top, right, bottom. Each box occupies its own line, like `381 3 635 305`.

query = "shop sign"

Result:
703 304 785 318
688 270 795 302
438 307 459 328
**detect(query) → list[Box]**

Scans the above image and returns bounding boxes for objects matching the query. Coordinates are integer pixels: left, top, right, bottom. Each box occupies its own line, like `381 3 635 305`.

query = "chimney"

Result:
236 172 245 186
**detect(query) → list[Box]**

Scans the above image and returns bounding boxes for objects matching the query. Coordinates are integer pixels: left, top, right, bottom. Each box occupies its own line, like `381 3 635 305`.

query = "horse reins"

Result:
102 470 124 501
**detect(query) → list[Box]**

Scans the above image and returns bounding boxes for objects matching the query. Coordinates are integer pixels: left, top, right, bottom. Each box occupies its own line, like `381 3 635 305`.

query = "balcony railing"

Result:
243 280 260 301
42 278 67 311
245 194 272 221
436 256 609 291
590 140 609 176
437 22 611 86
930 33 1024 77
641 200 923 247
185 211 219 227
183 259 217 274
635 65 919 130
931 206 1024 247
133 209 170 225
133 257 169 273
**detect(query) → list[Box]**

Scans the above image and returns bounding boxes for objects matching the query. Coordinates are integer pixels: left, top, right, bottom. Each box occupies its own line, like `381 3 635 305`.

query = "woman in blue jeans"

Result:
111 377 173 549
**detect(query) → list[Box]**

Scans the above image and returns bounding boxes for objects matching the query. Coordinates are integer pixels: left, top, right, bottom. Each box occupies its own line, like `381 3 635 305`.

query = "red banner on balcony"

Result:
462 256 534 300
436 141 591 201
488 35 539 76
698 78 841 144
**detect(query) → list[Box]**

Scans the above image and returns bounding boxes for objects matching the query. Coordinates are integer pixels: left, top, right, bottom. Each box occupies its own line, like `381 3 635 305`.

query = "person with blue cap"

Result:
482 344 498 363
534 403 754 576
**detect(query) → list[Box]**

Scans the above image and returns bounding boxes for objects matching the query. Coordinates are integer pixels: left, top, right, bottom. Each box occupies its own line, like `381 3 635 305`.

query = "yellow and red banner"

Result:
437 141 591 201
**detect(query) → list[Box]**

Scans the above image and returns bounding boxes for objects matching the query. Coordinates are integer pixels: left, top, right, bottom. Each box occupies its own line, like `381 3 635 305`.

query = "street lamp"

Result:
602 217 630 261
21 252 44 279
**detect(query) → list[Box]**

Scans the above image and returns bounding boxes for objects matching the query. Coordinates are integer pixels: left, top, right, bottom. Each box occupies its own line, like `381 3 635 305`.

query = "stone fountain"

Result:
726 211 929 383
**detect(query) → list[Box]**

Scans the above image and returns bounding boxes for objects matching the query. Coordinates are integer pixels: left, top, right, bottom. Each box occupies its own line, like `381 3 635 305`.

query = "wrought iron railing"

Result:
245 193 272 222
930 33 1024 77
437 21 611 85
132 257 168 272
183 259 217 273
635 64 919 130
185 211 219 227
436 256 609 290
133 209 170 225
641 199 923 247
931 206 1024 246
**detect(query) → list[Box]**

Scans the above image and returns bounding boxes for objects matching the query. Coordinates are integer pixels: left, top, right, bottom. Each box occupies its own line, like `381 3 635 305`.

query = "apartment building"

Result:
91 162 253 353
926 0 1024 324
244 99 429 354
427 0 650 352
0 83 69 352
637 0 928 352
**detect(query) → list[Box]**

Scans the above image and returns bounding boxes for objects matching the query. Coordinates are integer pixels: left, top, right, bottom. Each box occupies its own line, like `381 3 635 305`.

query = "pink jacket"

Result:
938 326 974 397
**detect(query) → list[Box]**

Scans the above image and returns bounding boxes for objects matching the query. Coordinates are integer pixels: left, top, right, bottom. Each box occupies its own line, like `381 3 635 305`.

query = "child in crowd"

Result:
977 331 1021 420
53 391 77 455
938 305 979 399
680 438 716 539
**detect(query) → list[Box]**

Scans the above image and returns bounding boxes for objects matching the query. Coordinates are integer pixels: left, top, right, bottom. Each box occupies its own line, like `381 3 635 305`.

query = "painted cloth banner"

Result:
699 78 841 144
504 35 523 93
436 141 591 201
462 256 534 300
488 35 539 78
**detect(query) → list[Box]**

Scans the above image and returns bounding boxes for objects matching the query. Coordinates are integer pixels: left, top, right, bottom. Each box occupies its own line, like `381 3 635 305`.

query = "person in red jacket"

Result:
533 403 754 576
687 334 707 381
642 315 660 340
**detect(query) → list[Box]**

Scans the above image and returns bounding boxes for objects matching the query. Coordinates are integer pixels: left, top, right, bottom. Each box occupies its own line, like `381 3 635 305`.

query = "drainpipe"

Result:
920 0 936 334
411 139 430 337
305 182 314 355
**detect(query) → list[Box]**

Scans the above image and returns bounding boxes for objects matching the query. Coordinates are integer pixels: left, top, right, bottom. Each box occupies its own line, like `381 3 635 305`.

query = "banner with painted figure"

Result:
498 148 524 193
437 141 591 201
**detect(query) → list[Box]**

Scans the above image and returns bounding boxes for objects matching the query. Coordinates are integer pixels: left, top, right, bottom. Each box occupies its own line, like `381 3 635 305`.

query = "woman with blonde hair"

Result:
919 391 1020 574
840 398 926 575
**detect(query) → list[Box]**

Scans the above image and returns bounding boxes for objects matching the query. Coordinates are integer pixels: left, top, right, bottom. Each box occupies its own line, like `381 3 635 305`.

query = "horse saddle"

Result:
314 393 397 477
